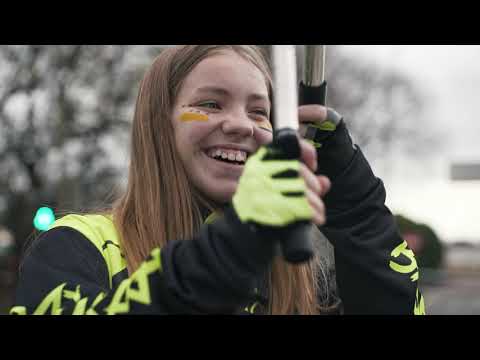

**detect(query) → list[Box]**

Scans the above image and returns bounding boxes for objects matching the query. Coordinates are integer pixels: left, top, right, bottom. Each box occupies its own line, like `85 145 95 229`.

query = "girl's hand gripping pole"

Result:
272 45 315 264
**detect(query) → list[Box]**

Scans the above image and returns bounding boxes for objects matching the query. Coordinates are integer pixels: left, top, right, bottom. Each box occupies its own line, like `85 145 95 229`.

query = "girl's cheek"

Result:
254 127 273 146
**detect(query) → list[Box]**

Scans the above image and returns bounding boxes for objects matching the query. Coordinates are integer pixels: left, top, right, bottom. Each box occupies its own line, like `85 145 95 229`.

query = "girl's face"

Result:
172 51 273 204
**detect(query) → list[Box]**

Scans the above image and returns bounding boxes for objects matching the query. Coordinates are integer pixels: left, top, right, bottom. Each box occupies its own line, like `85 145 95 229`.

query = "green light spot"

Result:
33 207 56 231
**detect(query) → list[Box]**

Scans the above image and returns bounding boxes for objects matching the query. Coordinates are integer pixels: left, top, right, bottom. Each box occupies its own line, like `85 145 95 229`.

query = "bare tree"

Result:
326 47 437 161
0 45 167 253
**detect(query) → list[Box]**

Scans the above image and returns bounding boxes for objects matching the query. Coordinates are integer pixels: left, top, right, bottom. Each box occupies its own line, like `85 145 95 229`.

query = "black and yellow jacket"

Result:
11 121 425 315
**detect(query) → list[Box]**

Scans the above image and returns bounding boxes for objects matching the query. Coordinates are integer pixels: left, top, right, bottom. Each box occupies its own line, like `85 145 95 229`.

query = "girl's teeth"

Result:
235 151 244 162
207 148 247 163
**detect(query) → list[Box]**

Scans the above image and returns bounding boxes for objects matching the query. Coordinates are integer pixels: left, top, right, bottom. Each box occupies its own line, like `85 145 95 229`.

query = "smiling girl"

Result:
11 45 424 315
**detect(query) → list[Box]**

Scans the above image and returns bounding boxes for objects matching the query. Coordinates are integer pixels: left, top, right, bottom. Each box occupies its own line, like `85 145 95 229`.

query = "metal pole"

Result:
303 45 326 87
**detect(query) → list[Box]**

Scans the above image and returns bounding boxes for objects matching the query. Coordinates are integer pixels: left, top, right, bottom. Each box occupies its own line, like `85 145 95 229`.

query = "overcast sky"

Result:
340 45 480 243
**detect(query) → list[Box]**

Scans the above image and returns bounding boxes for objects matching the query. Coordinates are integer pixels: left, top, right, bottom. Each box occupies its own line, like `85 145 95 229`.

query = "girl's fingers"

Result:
298 138 318 173
299 163 320 195
299 164 331 198
305 188 326 226
298 105 328 124
317 175 331 197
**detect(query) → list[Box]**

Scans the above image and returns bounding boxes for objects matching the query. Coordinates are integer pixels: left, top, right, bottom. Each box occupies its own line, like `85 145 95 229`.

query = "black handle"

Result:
299 80 341 155
299 81 327 107
273 128 315 264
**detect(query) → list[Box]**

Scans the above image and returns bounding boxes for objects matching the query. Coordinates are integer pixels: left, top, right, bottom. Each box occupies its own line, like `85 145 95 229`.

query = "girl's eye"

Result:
251 109 269 118
197 101 221 110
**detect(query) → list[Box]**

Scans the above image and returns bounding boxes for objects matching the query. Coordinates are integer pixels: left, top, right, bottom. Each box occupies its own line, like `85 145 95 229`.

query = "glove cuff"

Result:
316 120 357 180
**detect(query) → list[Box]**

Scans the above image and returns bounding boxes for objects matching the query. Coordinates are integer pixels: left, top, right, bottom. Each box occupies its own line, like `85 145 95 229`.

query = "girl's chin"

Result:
202 183 238 205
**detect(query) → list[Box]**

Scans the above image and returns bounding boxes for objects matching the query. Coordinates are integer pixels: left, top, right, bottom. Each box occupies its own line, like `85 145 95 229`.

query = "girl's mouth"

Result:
204 147 249 166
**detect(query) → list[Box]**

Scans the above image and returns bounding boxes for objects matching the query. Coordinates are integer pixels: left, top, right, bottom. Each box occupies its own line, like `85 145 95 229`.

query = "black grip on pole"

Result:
299 81 327 107
279 222 314 263
273 128 315 264
299 80 338 152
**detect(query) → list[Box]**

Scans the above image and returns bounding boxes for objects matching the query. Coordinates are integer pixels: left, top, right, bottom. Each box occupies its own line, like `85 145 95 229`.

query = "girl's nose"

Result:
221 112 254 139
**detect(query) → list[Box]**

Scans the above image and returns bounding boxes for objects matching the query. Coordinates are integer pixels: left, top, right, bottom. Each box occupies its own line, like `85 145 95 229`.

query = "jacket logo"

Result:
389 241 419 282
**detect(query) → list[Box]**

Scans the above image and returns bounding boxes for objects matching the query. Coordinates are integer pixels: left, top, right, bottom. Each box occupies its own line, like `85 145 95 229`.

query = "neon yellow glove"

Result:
232 146 313 228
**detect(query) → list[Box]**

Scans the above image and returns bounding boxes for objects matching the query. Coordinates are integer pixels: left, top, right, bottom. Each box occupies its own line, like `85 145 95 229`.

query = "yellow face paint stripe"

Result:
257 119 272 132
180 112 209 122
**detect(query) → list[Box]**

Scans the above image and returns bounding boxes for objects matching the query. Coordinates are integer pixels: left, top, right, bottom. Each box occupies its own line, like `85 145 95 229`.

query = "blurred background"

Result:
1 45 479 315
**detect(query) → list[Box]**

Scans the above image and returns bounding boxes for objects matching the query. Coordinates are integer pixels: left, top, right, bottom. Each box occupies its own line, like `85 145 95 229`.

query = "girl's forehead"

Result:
183 52 269 95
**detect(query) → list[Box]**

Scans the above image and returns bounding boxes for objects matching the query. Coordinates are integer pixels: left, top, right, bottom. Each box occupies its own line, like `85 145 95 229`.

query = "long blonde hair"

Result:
112 45 325 315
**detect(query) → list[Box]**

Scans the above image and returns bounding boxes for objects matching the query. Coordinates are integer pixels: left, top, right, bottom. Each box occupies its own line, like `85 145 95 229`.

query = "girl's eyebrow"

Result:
195 86 269 103
196 86 230 97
